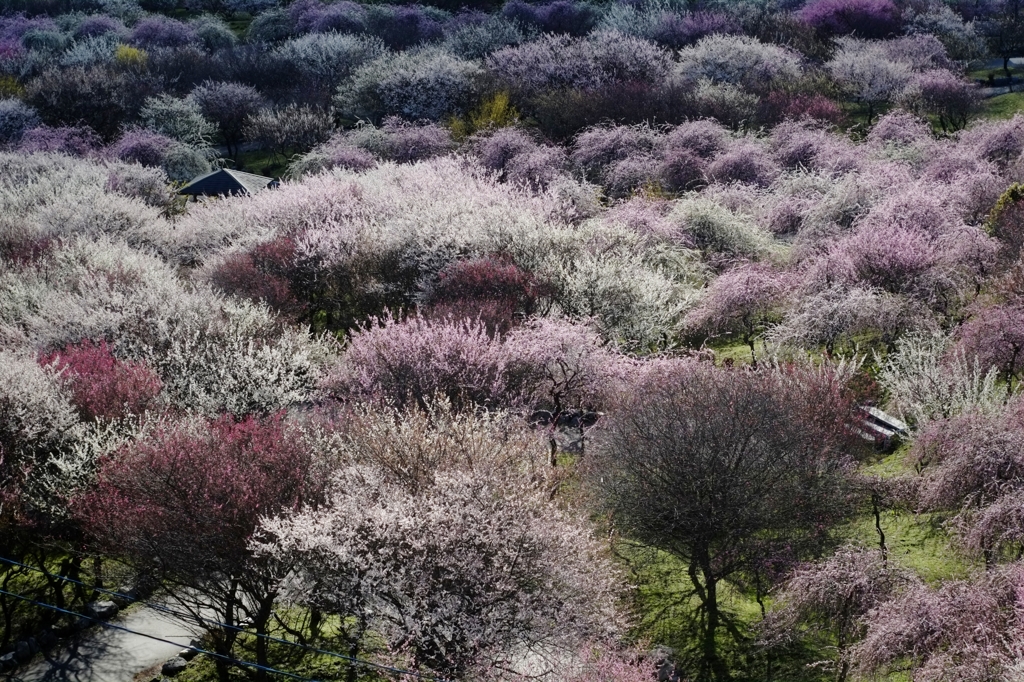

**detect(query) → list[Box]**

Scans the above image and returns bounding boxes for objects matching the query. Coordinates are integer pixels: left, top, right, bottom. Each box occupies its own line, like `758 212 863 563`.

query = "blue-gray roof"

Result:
178 169 277 197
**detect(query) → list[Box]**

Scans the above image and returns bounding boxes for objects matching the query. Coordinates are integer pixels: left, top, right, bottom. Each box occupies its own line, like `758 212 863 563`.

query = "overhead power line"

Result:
0 586 321 682
0 555 449 682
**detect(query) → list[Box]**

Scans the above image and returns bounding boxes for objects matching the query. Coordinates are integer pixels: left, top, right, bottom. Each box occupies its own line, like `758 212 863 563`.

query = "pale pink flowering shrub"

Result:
17 125 101 156
960 115 1024 167
954 304 1024 392
763 546 915 682
797 0 902 39
257 459 622 679
661 119 729 159
674 34 803 92
329 314 509 410
487 31 671 98
706 143 781 187
853 563 1024 682
504 317 627 415
866 110 933 147
685 263 794 359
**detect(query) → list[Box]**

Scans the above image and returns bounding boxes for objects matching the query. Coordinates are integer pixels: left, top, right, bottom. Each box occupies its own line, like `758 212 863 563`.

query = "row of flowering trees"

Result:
0 0 994 174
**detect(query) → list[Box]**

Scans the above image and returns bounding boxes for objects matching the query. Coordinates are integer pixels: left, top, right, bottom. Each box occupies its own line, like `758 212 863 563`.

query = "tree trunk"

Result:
214 579 240 682
689 557 730 682
253 594 275 682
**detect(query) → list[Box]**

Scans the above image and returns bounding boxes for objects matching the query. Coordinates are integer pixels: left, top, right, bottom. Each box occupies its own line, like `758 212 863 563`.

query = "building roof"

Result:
178 169 277 197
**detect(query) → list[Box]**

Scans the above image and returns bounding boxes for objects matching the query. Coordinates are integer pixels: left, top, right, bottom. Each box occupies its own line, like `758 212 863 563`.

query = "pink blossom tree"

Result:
328 313 509 411
853 563 1024 682
762 546 915 682
954 303 1024 394
684 264 793 363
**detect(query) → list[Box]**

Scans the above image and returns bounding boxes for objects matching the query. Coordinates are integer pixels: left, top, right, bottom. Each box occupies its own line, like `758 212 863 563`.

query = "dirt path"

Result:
4 601 200 682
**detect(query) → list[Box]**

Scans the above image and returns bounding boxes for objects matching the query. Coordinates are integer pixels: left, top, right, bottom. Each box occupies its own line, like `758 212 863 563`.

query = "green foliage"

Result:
449 90 520 140
987 182 1024 234
114 44 147 69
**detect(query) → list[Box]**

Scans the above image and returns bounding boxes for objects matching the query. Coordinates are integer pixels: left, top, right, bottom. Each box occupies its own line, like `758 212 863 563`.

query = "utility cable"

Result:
0 587 322 682
0 555 448 682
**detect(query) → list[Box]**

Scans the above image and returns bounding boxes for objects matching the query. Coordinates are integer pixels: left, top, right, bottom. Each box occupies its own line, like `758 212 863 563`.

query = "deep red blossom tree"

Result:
209 238 306 320
423 256 551 335
78 414 323 682
41 340 162 422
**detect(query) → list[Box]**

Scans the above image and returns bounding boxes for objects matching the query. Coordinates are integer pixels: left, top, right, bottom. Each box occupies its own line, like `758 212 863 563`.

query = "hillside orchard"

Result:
7 0 1024 680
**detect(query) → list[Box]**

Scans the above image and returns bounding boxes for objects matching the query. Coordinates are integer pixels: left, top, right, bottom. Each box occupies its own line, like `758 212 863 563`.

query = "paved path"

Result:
4 601 200 682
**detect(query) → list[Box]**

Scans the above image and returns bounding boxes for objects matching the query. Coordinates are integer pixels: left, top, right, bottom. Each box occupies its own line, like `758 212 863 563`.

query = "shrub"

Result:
25 64 156 140
0 98 38 144
692 79 760 130
139 93 215 148
424 256 549 333
129 16 197 49
191 15 236 51
247 7 294 42
901 69 981 133
208 250 304 319
364 4 446 51
273 32 385 104
41 339 162 421
60 34 121 68
570 124 660 181
797 0 902 39
827 38 911 124
487 31 672 99
0 349 79 469
669 197 772 264
17 125 101 155
106 127 173 167
443 14 522 59
662 119 729 159
501 0 600 36
245 103 334 157
675 34 802 92
113 43 146 68
329 314 509 410
289 0 364 35
336 47 482 122
344 116 454 162
189 81 266 158
74 14 126 39
706 142 781 187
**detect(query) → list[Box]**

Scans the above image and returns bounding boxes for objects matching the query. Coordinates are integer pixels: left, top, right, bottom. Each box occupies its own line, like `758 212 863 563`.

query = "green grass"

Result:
231 149 291 178
983 91 1024 119
173 610 393 682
